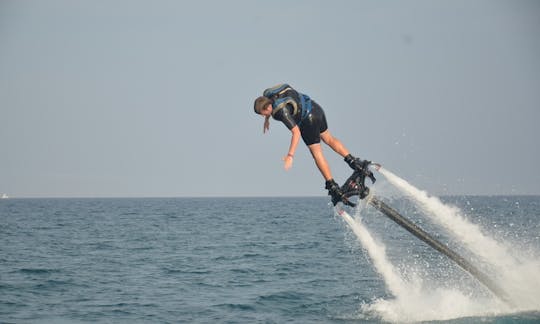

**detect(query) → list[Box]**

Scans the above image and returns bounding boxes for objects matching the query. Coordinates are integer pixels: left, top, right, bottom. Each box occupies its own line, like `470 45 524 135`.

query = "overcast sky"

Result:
1 0 539 198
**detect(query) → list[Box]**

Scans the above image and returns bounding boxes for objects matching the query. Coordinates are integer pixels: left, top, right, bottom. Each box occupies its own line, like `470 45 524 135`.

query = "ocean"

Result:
1 176 540 323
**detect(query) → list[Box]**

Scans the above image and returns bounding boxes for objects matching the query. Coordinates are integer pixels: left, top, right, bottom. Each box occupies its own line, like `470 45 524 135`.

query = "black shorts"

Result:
299 101 328 146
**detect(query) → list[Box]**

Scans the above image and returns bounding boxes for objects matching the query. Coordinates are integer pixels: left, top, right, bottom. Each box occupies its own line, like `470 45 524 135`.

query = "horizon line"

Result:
2 194 540 199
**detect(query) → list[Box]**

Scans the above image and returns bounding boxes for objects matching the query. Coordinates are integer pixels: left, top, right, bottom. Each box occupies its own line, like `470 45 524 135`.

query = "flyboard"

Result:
333 163 512 304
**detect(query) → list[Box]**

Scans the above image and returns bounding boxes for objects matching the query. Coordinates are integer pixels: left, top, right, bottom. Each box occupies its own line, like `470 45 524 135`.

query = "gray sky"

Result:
1 0 539 198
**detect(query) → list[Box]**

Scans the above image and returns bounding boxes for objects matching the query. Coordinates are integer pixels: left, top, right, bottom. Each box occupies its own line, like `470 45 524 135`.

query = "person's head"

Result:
253 96 273 117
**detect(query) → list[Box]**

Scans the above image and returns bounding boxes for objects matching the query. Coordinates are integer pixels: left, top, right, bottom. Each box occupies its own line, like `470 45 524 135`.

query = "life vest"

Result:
263 84 313 124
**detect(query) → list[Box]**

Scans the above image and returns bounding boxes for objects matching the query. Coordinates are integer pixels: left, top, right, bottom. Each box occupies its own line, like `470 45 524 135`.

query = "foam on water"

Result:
378 167 540 311
339 210 405 298
337 168 540 322
340 208 506 322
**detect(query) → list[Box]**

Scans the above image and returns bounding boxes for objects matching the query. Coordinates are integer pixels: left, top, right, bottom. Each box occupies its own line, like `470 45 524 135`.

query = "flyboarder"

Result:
253 84 512 303
253 84 372 206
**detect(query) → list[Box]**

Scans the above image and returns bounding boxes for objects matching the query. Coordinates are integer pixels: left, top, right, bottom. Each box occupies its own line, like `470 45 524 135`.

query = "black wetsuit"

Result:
265 86 329 146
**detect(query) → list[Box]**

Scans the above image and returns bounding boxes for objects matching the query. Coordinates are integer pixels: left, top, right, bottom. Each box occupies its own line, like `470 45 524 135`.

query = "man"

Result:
253 83 372 205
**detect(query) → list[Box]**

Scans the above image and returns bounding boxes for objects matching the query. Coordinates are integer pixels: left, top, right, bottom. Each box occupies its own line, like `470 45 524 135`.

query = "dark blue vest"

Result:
263 84 313 125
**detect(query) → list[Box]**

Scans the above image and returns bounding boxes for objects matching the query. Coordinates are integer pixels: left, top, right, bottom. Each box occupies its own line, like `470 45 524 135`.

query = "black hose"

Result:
369 196 512 305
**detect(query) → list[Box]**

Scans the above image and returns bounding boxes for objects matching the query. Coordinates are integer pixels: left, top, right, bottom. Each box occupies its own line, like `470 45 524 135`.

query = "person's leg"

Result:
320 130 349 157
309 142 351 205
321 129 374 174
307 143 333 181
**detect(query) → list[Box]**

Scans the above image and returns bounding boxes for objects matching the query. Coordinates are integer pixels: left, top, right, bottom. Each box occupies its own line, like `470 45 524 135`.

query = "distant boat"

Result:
1 194 8 199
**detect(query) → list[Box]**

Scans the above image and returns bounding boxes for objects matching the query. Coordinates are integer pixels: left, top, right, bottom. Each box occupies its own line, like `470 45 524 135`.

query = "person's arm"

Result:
283 125 300 170
272 107 299 170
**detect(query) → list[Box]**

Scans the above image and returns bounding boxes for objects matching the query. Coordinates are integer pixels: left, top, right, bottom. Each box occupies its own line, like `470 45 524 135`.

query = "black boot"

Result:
325 179 354 207
344 154 371 173
345 154 377 184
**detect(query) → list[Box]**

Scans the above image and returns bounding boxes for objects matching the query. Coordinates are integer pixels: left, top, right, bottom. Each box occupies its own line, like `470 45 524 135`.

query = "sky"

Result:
1 0 539 198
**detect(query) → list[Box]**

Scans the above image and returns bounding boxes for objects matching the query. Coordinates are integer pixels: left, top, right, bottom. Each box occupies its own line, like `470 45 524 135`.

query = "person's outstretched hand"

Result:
283 155 293 170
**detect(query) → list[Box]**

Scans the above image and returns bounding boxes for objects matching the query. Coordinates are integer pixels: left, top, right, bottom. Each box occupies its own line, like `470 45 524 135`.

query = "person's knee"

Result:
308 143 322 156
320 131 332 144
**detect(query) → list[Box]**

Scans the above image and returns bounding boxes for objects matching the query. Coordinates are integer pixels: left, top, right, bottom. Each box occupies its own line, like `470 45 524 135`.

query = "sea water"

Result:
1 193 539 323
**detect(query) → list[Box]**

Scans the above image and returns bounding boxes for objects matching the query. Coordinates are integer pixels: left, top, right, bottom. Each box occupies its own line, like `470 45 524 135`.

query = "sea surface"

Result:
1 195 539 323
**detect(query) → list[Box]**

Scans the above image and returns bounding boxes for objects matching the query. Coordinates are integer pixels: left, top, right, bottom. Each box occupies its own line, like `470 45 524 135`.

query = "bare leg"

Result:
320 130 350 157
307 143 333 181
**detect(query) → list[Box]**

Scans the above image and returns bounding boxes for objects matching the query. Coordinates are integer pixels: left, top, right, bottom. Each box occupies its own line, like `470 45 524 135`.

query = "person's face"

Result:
260 104 272 117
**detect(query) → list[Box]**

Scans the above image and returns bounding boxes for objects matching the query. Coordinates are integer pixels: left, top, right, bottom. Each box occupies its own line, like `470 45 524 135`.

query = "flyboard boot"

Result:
335 154 379 204
325 179 355 207
327 155 379 207
344 154 376 184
